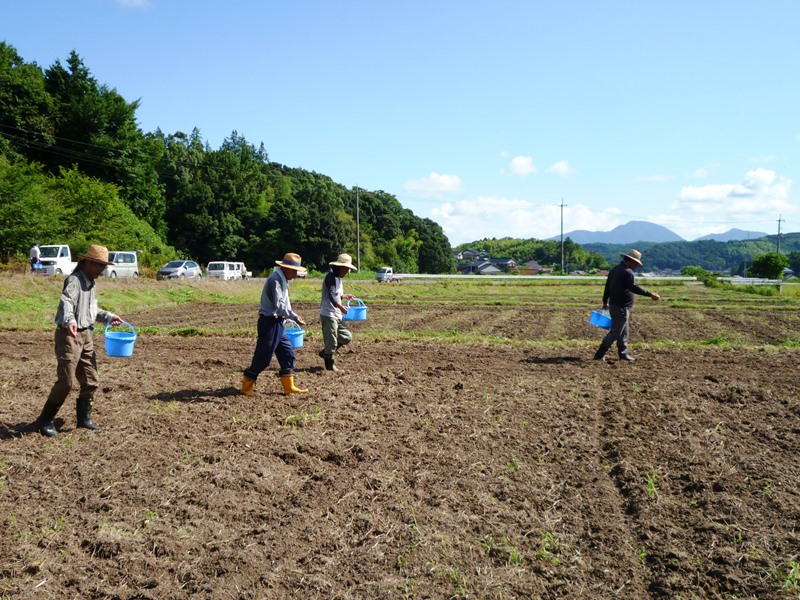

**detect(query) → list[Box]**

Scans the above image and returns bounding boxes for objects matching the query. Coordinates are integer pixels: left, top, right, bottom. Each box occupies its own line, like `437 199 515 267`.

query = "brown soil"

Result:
2 298 800 599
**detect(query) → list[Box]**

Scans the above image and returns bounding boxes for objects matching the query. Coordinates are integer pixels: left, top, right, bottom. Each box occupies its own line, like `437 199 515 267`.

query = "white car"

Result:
103 251 140 278
207 261 242 281
233 262 252 279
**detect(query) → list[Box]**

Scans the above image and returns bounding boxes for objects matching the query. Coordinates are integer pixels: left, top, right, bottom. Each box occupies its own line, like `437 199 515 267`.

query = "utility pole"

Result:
776 214 784 253
355 186 361 270
560 198 567 275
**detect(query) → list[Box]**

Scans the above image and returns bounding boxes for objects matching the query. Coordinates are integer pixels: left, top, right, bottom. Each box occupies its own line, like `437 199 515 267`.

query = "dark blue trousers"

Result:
244 315 296 379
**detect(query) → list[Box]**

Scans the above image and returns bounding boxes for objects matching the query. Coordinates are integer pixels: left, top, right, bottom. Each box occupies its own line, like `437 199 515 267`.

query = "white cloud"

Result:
402 172 462 198
419 169 796 246
503 155 538 176
430 197 623 245
692 163 719 178
547 160 576 177
666 168 796 238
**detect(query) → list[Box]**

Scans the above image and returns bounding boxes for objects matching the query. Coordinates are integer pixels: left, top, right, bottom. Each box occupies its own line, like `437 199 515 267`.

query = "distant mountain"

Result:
693 228 768 242
551 220 685 244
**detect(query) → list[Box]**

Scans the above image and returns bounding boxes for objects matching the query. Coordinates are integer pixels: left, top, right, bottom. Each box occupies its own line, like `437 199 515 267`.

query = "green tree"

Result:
416 217 455 273
43 51 165 234
0 157 66 257
748 252 788 279
0 42 55 161
786 251 800 275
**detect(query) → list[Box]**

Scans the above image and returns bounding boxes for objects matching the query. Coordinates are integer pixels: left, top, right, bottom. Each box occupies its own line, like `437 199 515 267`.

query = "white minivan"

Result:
207 261 241 281
104 251 140 278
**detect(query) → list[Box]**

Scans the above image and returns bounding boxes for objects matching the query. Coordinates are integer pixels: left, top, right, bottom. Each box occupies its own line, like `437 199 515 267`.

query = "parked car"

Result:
207 261 241 281
103 251 140 278
38 244 77 275
233 262 252 279
376 266 402 282
156 260 202 280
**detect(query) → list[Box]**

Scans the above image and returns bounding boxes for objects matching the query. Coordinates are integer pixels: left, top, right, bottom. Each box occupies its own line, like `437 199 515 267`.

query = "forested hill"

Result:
582 234 800 274
456 234 800 275
0 42 455 274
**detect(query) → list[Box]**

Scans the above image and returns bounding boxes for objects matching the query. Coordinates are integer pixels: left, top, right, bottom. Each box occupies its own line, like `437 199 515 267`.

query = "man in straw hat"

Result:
33 245 123 437
241 252 309 396
593 249 660 362
319 253 358 371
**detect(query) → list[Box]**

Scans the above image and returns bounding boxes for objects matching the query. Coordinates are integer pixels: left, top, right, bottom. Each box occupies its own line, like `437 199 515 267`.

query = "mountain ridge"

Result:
549 221 769 244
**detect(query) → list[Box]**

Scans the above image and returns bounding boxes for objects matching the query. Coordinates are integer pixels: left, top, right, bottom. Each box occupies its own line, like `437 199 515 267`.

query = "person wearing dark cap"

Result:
241 252 309 396
594 249 660 362
319 253 358 371
33 245 123 437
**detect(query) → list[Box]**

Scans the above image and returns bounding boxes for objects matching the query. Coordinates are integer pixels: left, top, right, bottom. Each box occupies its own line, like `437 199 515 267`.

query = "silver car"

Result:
103 251 140 278
156 260 202 280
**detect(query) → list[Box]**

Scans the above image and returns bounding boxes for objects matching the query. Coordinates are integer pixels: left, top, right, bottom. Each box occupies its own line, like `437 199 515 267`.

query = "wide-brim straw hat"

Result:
275 252 304 271
329 253 357 271
620 249 643 267
79 244 114 266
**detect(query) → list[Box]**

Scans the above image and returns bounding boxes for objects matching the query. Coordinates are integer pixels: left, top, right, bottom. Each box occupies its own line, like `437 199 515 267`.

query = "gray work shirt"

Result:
54 268 114 329
258 267 298 320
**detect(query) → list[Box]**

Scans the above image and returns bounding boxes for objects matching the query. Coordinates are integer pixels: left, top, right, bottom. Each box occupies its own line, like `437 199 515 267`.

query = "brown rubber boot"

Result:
240 375 256 395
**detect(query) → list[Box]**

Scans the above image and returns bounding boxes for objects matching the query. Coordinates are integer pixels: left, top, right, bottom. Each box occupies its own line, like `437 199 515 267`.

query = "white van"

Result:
104 251 140 278
233 262 252 279
207 261 241 281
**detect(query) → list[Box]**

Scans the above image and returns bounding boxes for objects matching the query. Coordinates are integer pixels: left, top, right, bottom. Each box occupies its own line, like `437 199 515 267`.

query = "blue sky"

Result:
2 0 798 245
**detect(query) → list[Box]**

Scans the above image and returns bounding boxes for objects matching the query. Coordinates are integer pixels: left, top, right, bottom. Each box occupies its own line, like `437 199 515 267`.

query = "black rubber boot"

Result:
35 398 61 437
38 420 58 437
319 349 338 371
593 344 610 361
76 397 101 430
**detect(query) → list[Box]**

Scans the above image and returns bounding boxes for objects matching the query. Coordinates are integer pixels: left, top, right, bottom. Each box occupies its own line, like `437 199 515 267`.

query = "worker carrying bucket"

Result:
31 244 124 437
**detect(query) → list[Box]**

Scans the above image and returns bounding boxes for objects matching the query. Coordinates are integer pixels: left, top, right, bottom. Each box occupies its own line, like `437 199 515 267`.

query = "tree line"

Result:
454 234 800 279
0 42 455 274
453 237 608 273
583 236 800 277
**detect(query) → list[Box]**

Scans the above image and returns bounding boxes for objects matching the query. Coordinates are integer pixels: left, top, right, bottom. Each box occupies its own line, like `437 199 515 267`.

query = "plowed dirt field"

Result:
2 281 799 599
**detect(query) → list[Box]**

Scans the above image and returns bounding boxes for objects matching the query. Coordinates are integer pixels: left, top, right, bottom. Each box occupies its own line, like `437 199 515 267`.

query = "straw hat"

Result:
275 252 304 271
79 244 114 266
329 253 357 271
620 249 643 267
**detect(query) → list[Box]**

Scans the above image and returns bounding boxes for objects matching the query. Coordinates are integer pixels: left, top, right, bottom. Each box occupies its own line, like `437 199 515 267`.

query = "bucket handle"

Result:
345 298 366 308
104 321 136 336
594 308 609 317
284 319 302 330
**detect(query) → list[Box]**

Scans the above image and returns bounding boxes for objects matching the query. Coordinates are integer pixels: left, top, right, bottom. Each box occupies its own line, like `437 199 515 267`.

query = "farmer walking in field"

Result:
319 253 358 371
241 252 309 396
33 245 123 437
593 249 660 362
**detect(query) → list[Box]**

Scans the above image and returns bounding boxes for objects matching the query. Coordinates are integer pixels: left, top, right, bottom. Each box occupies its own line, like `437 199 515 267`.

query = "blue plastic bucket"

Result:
104 321 137 357
589 310 612 330
343 298 368 321
284 320 305 348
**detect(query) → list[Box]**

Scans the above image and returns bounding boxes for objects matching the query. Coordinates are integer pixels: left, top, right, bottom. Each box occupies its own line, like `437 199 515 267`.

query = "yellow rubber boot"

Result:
280 375 308 395
240 376 255 396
